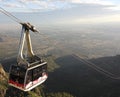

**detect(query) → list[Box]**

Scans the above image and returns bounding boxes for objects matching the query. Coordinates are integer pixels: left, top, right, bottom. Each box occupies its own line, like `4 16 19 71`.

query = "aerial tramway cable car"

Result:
0 7 48 91
8 23 48 91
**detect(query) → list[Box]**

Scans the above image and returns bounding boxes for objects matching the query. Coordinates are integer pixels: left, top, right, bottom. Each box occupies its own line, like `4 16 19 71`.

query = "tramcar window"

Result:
33 67 39 80
18 68 26 84
39 66 42 72
33 66 43 80
19 68 26 77
42 64 47 71
26 70 32 84
10 66 26 84
11 66 19 74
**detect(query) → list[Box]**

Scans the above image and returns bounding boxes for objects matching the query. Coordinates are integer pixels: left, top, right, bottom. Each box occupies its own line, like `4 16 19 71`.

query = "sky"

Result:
0 0 120 28
0 0 120 12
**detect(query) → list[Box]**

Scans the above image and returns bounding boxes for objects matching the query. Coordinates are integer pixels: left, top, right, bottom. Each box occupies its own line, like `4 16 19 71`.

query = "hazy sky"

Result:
0 0 120 28
0 0 120 12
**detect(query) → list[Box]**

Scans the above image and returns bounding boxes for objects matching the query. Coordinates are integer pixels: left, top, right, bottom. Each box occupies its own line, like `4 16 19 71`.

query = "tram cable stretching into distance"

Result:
73 54 120 80
0 6 120 80
0 7 22 24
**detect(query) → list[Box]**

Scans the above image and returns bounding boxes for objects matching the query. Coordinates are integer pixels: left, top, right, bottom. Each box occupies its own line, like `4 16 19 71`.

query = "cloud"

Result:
0 0 25 8
40 0 117 12
52 0 120 11
67 0 112 5
75 14 120 24
54 14 120 26
0 0 120 12
3 3 24 8
18 0 71 10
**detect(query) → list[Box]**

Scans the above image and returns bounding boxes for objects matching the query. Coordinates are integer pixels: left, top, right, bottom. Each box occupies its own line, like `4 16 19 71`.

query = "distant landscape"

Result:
0 23 120 97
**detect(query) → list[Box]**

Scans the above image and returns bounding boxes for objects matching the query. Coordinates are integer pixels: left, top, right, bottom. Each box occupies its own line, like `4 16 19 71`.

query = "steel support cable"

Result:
33 32 58 55
1 6 120 80
0 7 50 58
34 32 120 80
0 7 22 23
31 26 120 80
72 54 120 80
